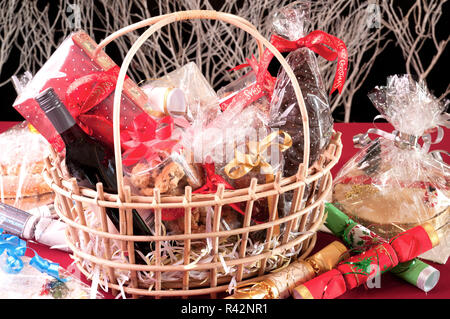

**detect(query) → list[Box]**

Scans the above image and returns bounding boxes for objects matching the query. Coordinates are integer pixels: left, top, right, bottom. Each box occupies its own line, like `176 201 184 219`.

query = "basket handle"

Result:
109 10 310 201
94 11 265 59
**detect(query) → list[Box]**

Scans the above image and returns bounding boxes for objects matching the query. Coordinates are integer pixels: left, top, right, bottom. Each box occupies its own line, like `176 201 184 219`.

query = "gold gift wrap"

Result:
225 241 348 299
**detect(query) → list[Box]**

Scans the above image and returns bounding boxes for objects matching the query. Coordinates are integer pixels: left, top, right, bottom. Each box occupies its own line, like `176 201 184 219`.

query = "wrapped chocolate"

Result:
268 3 337 174
0 122 54 211
293 222 439 299
332 75 450 264
225 241 347 299
0 230 102 299
141 62 221 126
13 30 151 153
324 203 440 292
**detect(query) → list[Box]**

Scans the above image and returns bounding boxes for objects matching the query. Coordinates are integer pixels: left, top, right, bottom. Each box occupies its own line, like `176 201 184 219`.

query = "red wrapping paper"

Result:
389 223 438 263
337 243 398 290
293 269 347 299
13 31 149 153
294 223 439 299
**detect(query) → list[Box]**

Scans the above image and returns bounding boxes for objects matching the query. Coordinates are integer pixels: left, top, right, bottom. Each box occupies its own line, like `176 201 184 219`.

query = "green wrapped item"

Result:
324 203 440 292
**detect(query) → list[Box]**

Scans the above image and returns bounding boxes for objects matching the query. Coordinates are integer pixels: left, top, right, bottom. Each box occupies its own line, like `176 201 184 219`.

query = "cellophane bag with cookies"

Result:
123 62 223 223
332 74 449 264
176 93 291 256
0 122 55 211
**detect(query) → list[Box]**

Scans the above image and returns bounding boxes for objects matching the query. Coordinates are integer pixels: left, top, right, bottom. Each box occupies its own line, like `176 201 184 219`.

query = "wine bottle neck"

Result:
44 104 76 134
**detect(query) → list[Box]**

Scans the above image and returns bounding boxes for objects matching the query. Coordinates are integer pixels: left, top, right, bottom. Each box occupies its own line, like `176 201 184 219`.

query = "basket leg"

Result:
46 162 80 245
70 178 92 251
96 183 119 297
258 172 282 276
124 186 139 299
281 165 307 260
210 184 225 299
153 189 162 299
182 186 192 299
235 178 258 283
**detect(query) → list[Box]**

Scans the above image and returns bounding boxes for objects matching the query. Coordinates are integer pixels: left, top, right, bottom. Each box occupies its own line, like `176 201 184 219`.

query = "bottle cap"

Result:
144 86 186 117
35 88 61 113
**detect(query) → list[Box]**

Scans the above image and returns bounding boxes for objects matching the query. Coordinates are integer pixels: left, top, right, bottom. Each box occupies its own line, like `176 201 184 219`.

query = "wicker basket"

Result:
43 10 343 298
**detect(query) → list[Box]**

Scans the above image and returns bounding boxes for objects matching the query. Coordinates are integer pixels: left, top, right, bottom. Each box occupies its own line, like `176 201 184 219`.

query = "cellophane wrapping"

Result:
0 254 103 299
141 62 221 126
332 75 449 264
0 122 54 211
269 3 334 175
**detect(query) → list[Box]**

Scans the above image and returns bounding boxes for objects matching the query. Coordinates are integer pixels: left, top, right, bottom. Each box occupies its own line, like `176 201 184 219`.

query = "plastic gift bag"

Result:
0 122 54 211
141 62 221 127
171 98 292 238
332 74 449 264
0 230 103 299
268 3 334 176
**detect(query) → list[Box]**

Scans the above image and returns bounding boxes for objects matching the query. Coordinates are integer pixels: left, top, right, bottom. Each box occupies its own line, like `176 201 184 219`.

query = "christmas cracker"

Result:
324 203 440 292
293 220 440 299
225 241 348 299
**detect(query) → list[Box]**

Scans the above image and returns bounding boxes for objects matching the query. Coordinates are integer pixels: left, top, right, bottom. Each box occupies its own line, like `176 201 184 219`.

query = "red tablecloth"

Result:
1 121 448 299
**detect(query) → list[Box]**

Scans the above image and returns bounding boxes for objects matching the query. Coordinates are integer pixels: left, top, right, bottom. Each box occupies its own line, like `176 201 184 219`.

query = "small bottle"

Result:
143 86 186 117
35 88 153 260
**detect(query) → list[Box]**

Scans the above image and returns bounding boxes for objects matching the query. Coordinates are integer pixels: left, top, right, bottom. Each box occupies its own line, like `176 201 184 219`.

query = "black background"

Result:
0 0 448 122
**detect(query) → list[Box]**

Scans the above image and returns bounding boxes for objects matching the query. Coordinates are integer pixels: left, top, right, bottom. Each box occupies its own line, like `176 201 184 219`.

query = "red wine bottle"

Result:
35 87 153 260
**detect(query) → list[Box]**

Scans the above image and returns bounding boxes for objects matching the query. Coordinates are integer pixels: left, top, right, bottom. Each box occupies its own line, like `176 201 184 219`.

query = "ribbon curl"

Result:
0 229 67 282
224 130 292 182
221 54 277 112
353 113 450 156
64 69 120 139
221 30 347 111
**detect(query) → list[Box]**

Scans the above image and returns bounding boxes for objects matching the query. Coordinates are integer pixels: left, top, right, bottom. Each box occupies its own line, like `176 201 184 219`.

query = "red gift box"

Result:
13 31 149 153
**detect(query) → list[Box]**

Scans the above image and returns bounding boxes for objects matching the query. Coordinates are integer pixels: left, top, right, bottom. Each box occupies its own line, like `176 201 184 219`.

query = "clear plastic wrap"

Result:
217 70 272 117
0 122 55 211
141 62 221 127
332 74 449 264
268 3 334 175
0 230 102 299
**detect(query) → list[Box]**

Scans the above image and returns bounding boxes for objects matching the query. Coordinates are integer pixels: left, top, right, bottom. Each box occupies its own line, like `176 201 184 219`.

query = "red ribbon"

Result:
193 163 245 216
65 68 120 137
269 30 348 95
220 53 277 112
223 30 348 111
121 112 180 167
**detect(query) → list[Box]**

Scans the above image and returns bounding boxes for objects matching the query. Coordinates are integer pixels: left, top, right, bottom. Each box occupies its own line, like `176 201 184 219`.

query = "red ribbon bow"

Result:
64 68 120 142
269 30 348 95
192 163 245 217
121 112 180 167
